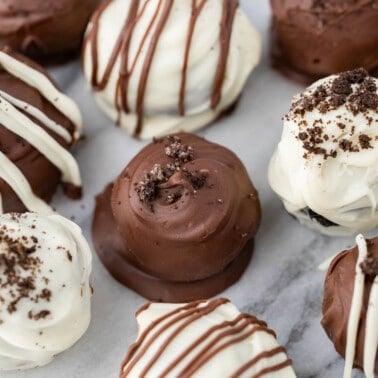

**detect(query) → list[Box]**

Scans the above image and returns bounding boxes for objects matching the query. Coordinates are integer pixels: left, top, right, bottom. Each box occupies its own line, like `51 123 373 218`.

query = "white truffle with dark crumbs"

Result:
0 212 92 370
269 68 378 236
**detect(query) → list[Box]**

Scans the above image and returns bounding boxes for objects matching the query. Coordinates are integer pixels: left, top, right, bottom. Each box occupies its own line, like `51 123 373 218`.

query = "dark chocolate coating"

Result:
321 238 378 373
93 183 254 303
0 0 99 64
0 49 80 213
270 0 378 83
92 134 261 301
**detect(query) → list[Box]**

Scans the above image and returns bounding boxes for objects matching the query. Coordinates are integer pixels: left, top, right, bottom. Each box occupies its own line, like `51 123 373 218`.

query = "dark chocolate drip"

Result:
85 0 239 137
231 347 291 377
211 0 239 109
134 0 174 137
179 0 208 116
121 298 290 377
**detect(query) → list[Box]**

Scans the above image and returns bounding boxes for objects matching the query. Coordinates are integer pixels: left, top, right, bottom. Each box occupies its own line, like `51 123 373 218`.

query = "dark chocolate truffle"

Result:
0 0 99 64
92 133 261 302
321 235 378 376
0 48 83 214
270 0 378 83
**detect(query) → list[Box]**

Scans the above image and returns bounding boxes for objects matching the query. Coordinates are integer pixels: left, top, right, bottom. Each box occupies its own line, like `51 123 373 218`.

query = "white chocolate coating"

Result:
268 72 378 236
0 213 92 370
0 50 83 214
121 299 296 378
83 0 261 139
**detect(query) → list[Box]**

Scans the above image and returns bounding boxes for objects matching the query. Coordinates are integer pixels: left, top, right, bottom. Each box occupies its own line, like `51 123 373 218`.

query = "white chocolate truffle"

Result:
121 298 296 377
82 0 261 139
268 68 378 236
0 213 92 370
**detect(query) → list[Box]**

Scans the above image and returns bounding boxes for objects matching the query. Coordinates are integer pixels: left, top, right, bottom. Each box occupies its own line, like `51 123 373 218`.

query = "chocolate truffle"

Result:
268 68 378 236
121 298 296 377
82 0 261 139
0 48 83 214
321 234 378 376
0 0 100 64
270 0 378 83
0 212 92 370
92 133 261 302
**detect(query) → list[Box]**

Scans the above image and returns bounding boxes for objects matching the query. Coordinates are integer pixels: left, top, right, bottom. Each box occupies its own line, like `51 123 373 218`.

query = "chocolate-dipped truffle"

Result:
92 134 261 302
321 235 378 376
0 48 83 214
82 0 261 139
0 212 92 370
121 298 296 377
0 0 100 64
270 0 378 83
268 68 378 236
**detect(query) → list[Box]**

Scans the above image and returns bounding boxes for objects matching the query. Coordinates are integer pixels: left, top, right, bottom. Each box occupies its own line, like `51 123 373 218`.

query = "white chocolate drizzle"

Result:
344 234 378 378
0 51 83 214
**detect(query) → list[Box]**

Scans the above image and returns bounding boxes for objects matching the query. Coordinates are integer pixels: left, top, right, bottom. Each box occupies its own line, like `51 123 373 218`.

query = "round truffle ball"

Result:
270 0 378 82
92 133 261 302
0 212 92 370
0 0 100 64
0 48 83 214
321 235 378 375
121 298 296 377
82 0 261 139
268 68 378 236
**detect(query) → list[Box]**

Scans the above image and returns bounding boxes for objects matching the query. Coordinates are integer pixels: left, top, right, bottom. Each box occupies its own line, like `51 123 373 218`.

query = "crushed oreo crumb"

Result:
0 217 53 318
135 136 208 205
290 68 377 159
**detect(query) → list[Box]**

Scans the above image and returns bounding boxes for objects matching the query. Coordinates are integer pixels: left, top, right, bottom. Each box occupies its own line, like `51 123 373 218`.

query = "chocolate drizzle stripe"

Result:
179 0 208 116
139 298 227 376
210 0 238 109
85 0 240 137
160 313 251 376
230 346 289 377
134 0 174 137
121 299 218 375
252 359 294 378
0 151 53 214
180 324 276 377
116 0 141 114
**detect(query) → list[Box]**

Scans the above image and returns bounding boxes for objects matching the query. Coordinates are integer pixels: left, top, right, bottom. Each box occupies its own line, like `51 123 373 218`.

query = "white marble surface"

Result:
2 1 370 377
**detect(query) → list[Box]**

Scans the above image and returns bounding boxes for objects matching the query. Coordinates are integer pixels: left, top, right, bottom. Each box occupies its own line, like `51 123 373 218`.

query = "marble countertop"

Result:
3 1 368 377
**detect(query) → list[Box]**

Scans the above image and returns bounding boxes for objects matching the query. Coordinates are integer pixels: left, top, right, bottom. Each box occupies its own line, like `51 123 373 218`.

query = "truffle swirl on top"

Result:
82 0 261 139
121 299 296 378
111 133 260 282
268 68 378 235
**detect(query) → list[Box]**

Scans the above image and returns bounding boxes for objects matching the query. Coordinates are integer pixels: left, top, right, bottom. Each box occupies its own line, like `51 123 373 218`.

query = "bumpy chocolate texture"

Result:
82 0 261 139
121 298 296 377
0 212 92 370
322 235 378 375
268 68 378 236
270 0 378 82
0 0 100 63
92 133 261 302
0 48 83 214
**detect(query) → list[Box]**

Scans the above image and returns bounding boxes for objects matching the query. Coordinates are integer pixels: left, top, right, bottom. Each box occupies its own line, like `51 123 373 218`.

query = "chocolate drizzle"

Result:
120 298 293 377
85 0 239 137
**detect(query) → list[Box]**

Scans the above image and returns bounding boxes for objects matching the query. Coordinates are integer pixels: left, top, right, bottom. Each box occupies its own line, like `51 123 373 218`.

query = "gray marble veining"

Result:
2 1 370 377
